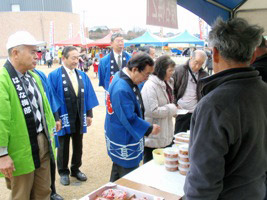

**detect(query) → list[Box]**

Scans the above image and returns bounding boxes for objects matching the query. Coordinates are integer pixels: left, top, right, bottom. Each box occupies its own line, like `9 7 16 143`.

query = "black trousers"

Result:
174 113 192 134
57 119 83 176
143 142 173 164
143 147 155 164
50 159 56 194
47 60 52 68
110 162 138 182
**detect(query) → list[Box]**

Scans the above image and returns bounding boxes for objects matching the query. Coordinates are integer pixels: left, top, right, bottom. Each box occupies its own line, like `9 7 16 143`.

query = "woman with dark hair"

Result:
141 55 178 163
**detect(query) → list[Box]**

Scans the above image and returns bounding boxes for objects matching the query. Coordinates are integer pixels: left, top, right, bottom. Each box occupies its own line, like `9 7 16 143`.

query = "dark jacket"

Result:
173 61 208 104
251 53 267 83
184 67 267 200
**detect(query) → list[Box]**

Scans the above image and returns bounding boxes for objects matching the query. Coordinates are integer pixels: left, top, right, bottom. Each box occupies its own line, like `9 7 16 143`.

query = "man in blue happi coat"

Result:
33 69 64 200
105 53 161 182
48 46 99 186
98 32 131 91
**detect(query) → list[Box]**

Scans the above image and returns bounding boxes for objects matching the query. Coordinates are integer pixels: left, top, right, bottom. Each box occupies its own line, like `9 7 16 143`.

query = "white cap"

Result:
6 31 45 50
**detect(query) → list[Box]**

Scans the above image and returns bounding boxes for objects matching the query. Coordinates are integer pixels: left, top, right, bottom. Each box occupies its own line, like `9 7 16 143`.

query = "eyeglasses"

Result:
114 39 124 43
140 71 152 78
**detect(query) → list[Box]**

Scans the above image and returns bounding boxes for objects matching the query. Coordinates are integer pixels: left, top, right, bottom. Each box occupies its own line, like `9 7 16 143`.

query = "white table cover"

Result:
123 160 186 197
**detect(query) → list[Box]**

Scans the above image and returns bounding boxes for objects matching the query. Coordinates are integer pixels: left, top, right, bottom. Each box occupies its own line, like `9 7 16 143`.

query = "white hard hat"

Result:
6 31 45 50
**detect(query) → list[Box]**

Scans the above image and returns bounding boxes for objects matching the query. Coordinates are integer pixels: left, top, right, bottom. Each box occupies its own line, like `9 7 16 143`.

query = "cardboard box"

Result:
80 182 164 200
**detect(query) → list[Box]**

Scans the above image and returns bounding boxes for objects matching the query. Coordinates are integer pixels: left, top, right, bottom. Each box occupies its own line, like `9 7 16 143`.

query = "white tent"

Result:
235 0 267 35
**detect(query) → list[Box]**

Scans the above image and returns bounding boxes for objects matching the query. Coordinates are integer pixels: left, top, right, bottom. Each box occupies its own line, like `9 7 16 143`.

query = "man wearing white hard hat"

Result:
0 31 56 200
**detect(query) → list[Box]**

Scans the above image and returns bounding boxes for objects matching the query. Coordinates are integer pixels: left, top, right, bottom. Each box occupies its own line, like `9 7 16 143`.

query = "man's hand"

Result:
86 117 92 127
151 124 160 135
0 155 15 179
55 120 62 132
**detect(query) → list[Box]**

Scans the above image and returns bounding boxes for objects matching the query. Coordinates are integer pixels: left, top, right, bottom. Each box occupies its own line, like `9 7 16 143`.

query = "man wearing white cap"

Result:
0 31 56 200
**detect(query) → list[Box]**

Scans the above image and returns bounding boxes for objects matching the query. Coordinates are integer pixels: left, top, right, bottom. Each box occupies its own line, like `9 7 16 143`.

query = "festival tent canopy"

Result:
165 30 205 46
177 0 247 26
177 0 267 35
54 33 93 46
87 32 113 48
124 31 166 47
235 0 267 35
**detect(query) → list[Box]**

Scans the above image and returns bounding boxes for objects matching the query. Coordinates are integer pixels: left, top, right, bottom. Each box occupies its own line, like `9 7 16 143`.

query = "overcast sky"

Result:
72 0 201 34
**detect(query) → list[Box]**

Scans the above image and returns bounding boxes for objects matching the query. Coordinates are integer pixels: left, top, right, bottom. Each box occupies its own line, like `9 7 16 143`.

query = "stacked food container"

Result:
163 147 179 172
173 131 190 176
178 144 189 175
151 131 191 175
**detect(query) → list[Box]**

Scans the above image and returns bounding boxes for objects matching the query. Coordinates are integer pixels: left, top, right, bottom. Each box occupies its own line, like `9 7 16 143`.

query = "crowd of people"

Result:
0 17 266 200
35 46 111 73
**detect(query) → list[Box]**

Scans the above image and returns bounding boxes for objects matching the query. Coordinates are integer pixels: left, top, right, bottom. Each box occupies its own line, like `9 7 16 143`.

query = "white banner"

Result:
80 15 86 45
49 21 54 46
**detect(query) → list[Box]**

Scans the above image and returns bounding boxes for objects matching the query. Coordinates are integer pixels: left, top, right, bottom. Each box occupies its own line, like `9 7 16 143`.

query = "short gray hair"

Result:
191 50 207 60
139 45 154 54
62 46 78 58
8 47 14 57
111 32 123 42
8 45 24 57
258 36 267 48
208 18 264 63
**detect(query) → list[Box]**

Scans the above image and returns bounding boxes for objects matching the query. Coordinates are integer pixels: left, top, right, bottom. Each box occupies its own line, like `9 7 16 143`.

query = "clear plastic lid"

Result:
178 165 190 171
165 163 179 168
174 132 190 142
163 147 179 155
178 152 189 158
178 143 189 152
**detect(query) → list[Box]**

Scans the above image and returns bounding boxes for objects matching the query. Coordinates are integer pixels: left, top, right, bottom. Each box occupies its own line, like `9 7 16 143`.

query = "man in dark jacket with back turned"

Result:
251 36 267 83
251 36 267 200
184 18 267 200
173 50 208 133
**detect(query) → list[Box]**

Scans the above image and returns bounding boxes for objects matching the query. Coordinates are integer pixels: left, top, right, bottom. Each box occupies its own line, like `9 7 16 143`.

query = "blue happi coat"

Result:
105 71 151 168
34 69 63 147
98 51 131 91
34 69 63 114
48 67 99 136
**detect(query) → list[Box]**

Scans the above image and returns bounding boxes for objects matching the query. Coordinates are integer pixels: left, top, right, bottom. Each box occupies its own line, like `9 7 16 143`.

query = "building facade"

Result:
0 0 80 58
0 0 72 12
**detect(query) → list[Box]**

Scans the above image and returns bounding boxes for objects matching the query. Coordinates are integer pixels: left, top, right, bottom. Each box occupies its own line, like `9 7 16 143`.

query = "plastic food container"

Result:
172 143 180 148
174 132 190 143
152 148 164 165
178 153 189 162
178 160 190 168
82 182 164 200
164 157 179 165
172 140 185 145
165 163 179 172
163 147 179 158
178 165 190 175
178 143 189 156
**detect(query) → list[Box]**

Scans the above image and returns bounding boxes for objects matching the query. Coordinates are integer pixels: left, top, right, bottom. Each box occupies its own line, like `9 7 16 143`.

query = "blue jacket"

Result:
98 51 131 90
33 69 63 113
33 69 63 147
105 72 150 168
48 67 99 136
